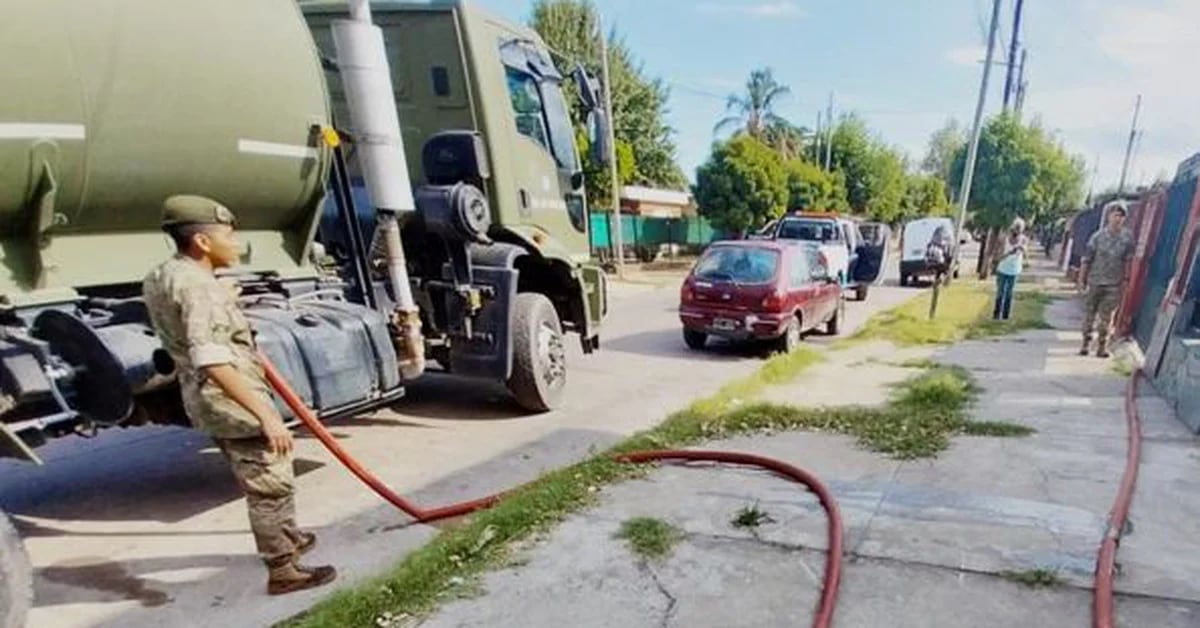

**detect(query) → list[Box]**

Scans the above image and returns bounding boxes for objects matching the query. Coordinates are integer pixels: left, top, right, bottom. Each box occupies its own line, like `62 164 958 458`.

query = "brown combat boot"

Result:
1096 340 1110 359
1079 335 1091 356
267 560 337 596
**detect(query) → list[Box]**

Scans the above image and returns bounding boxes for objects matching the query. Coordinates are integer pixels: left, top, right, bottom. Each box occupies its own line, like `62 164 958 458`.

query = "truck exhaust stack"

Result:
332 1 425 380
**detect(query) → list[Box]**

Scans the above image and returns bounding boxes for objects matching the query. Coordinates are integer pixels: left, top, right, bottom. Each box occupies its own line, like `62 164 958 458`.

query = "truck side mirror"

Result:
572 64 600 111
588 109 611 168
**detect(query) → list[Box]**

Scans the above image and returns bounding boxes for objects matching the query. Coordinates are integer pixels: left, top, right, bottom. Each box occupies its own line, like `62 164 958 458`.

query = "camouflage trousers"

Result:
1082 284 1122 344
215 436 305 568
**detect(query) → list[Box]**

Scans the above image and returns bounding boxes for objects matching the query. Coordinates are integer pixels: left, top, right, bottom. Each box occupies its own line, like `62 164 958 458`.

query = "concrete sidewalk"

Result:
419 278 1200 626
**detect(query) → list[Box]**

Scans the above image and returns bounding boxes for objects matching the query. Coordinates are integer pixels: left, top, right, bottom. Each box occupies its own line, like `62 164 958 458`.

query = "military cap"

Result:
161 195 238 229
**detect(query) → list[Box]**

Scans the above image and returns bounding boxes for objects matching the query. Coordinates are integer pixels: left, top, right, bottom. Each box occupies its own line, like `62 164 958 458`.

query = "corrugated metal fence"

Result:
1131 176 1198 348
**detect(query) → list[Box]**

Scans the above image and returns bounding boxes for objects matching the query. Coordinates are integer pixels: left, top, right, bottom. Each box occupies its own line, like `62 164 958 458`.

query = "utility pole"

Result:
824 92 834 171
1086 154 1100 205
1003 0 1025 110
954 0 1003 282
814 110 823 164
1014 49 1028 118
597 15 624 277
1117 94 1142 195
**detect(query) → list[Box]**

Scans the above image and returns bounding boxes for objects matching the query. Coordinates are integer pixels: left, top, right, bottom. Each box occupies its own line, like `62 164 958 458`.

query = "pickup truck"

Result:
756 212 888 301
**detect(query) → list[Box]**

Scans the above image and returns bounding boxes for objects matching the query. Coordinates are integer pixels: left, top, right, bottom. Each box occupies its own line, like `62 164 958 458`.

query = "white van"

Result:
899 217 958 286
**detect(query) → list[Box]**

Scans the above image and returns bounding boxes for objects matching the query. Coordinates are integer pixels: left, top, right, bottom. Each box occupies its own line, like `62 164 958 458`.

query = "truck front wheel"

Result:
507 293 567 412
0 511 31 628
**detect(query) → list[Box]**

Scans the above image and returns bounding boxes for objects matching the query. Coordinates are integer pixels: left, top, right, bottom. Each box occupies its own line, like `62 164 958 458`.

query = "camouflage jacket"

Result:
1084 228 1134 287
142 255 272 439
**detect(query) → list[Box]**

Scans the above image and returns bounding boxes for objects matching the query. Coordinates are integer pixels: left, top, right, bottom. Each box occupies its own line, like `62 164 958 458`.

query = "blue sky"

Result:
474 0 1200 193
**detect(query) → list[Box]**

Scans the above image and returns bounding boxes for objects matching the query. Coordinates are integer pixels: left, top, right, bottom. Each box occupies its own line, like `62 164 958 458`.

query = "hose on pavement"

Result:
257 351 844 628
1093 369 1144 628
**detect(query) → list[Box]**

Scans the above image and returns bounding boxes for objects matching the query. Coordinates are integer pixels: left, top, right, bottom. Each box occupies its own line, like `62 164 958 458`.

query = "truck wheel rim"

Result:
538 323 566 386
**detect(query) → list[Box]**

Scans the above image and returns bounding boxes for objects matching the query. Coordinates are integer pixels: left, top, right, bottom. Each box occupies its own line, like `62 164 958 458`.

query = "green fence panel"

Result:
589 212 723 251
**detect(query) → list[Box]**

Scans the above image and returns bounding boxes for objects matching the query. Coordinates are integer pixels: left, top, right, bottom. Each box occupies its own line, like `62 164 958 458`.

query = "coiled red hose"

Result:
1093 370 1144 628
258 352 843 628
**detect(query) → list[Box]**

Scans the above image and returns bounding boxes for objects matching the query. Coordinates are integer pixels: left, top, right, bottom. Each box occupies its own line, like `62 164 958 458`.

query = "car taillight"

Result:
761 291 785 312
681 283 694 304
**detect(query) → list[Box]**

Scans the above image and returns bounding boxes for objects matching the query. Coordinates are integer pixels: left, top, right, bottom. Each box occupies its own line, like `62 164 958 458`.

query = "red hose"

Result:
257 352 843 628
1094 370 1144 628
616 450 844 628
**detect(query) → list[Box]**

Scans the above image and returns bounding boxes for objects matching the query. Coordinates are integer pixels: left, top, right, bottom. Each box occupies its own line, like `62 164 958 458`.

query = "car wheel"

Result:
825 299 844 336
683 329 707 350
507 293 566 412
900 274 909 287
775 316 802 354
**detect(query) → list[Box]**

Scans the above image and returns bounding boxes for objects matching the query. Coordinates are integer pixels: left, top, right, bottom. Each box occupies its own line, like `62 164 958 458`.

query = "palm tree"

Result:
763 121 811 160
714 68 792 140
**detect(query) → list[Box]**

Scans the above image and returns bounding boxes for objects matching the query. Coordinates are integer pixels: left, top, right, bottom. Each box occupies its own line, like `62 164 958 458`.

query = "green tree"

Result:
826 114 907 221
900 175 953 220
693 135 789 234
531 0 686 206
922 118 966 190
948 113 1086 275
784 159 849 212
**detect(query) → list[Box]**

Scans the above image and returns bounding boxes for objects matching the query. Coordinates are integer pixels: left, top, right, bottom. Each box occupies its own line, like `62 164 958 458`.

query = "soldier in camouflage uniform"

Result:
142 195 336 595
1078 201 1135 358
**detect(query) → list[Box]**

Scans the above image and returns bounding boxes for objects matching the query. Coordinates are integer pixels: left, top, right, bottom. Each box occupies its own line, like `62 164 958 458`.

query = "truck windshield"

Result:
778 219 838 242
540 80 579 172
694 247 778 284
503 68 579 173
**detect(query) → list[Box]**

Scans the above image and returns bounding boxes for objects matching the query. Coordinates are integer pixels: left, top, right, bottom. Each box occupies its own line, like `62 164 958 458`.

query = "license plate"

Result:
712 318 737 331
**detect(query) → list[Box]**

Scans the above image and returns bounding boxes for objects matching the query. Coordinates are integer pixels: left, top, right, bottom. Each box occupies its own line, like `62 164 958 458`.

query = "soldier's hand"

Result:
262 415 294 456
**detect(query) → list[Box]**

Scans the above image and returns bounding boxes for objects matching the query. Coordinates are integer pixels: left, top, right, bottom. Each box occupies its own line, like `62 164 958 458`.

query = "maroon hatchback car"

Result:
679 240 844 352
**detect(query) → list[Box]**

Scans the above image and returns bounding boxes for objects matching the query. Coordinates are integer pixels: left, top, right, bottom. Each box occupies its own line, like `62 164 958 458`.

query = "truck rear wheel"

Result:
0 511 31 628
507 293 567 412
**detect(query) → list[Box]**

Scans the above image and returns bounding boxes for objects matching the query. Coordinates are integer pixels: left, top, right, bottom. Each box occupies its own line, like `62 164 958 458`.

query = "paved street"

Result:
0 263 915 628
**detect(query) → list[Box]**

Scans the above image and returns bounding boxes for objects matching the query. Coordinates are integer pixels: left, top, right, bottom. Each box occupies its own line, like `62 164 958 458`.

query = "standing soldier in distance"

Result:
1078 200 1135 358
142 195 337 595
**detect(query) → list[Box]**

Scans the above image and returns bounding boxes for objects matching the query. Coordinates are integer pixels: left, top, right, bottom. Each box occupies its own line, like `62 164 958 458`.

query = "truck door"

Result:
498 46 590 258
853 221 890 285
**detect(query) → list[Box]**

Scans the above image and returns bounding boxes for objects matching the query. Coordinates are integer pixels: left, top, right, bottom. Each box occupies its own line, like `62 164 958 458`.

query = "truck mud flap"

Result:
448 265 517 380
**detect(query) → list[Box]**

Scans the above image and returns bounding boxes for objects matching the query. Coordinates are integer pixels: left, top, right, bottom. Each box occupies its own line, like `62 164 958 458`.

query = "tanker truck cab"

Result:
303 1 610 411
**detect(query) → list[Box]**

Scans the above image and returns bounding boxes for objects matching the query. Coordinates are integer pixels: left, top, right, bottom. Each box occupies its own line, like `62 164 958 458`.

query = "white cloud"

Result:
697 1 804 18
944 46 985 66
1024 0 1200 188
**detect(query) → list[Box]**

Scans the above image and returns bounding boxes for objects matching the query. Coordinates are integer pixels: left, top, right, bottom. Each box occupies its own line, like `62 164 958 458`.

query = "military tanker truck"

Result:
0 0 611 623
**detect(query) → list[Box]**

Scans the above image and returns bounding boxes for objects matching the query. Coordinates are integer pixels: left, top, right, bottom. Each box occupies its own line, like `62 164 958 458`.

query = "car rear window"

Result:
694 246 779 284
778 219 838 242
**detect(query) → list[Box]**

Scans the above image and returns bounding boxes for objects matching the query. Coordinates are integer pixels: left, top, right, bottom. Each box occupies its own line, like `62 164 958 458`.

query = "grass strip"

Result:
842 280 1052 347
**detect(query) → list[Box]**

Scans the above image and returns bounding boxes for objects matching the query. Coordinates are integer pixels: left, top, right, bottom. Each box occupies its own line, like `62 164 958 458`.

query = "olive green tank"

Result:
0 0 333 305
